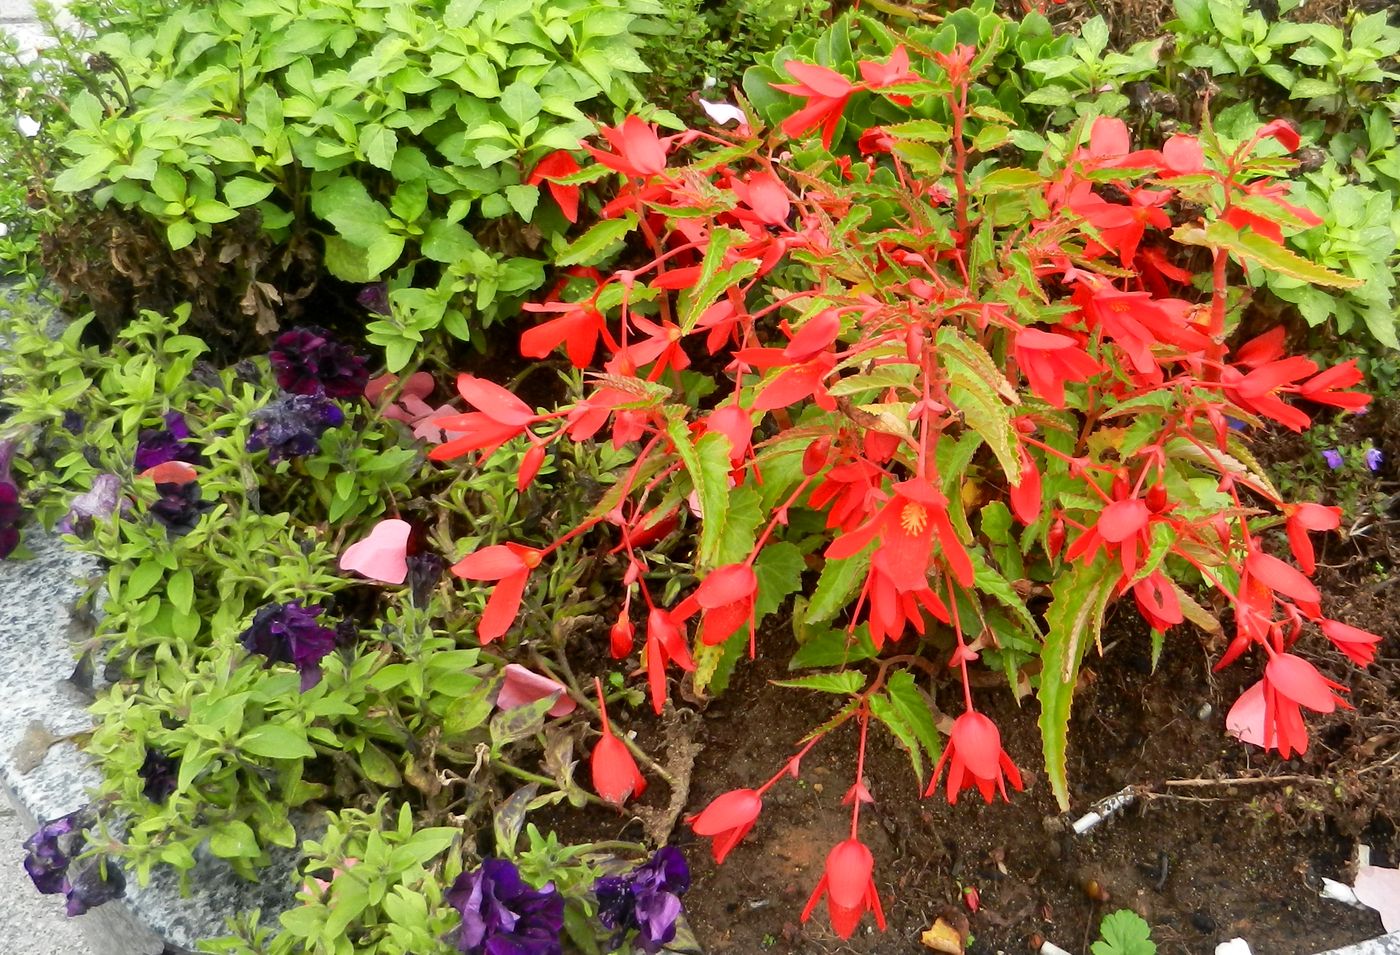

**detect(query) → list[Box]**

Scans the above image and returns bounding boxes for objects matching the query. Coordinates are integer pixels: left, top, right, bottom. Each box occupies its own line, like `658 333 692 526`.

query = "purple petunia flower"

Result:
150 481 212 537
0 440 22 559
268 326 370 399
246 394 345 463
1322 449 1344 470
240 601 338 691
61 856 125 916
58 473 122 537
134 412 201 471
23 811 82 895
357 283 390 316
1365 447 1383 472
445 858 565 955
21 807 125 917
138 747 179 803
594 847 691 954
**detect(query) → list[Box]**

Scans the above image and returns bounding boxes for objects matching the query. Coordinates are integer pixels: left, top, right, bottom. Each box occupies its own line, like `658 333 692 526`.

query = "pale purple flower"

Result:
58 474 121 537
22 809 125 916
445 858 564 955
1365 447 1383 472
1322 449 1344 470
594 847 691 954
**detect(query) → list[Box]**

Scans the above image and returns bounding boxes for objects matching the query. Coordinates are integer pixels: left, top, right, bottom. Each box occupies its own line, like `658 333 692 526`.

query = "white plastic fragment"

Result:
1216 939 1254 955
1072 786 1136 835
1322 877 1368 909
1038 942 1075 955
16 115 40 137
698 98 746 127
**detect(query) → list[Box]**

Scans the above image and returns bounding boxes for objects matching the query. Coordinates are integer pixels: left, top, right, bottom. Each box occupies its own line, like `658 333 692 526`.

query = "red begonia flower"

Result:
591 678 646 805
451 543 542 643
527 150 582 223
1319 619 1383 667
688 788 763 863
925 710 1023 804
800 839 886 940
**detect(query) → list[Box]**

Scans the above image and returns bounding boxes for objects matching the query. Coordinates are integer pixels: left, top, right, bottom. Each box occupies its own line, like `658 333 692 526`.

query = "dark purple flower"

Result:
407 553 446 607
138 747 179 803
357 283 390 316
62 411 85 434
1322 449 1344 470
445 858 564 955
23 811 83 895
269 326 370 399
61 856 125 916
58 473 122 537
134 412 201 471
594 847 690 954
1365 447 1383 472
246 394 345 462
240 601 338 690
150 481 212 537
0 439 22 559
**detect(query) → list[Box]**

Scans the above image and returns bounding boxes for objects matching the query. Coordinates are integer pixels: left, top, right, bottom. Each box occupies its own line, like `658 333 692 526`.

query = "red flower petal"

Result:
1265 653 1338 713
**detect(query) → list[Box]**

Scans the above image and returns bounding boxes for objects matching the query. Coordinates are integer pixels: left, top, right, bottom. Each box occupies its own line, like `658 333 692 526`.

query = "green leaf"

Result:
556 213 636 266
500 81 543 126
677 228 757 334
1092 909 1157 955
361 124 398 170
224 177 275 208
806 552 869 625
490 695 555 748
127 560 165 600
312 178 393 248
870 670 943 783
421 219 479 263
166 220 197 250
208 820 259 859
1178 221 1361 289
771 671 866 694
788 625 880 669
166 568 194 615
240 723 316 760
666 421 731 571
357 742 402 787
1037 555 1117 810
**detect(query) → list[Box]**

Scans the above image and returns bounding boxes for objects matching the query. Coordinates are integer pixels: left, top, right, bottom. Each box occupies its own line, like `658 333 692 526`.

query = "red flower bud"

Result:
1047 517 1066 559
802 437 832 476
1146 483 1168 513
609 615 635 659
687 788 763 863
591 678 646 805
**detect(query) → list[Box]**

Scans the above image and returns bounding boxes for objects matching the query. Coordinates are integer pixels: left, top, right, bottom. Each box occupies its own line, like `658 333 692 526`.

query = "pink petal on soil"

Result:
1354 865 1400 932
497 663 576 718
339 518 411 584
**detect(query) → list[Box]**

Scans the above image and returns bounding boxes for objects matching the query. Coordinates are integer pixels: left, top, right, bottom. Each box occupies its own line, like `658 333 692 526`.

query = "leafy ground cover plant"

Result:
426 16 1383 940
35 0 663 358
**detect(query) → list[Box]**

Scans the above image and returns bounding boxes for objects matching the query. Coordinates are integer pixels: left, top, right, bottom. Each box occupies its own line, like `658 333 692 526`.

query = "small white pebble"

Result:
16 115 40 137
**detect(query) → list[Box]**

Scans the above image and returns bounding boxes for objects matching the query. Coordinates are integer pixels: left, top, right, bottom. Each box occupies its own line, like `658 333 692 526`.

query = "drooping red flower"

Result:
1283 502 1341 575
591 678 646 805
527 150 582 223
1245 547 1321 616
799 839 886 940
673 563 758 647
1319 619 1383 667
521 298 609 369
687 788 763 864
1261 652 1350 757
1009 449 1042 525
772 61 856 149
586 116 672 179
924 711 1023 804
429 375 538 461
450 543 542 643
1013 327 1102 408
642 608 695 714
1297 359 1371 412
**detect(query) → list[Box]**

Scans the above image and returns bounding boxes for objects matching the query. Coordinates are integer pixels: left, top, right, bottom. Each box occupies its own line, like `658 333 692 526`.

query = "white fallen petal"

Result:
0 222 9 237
699 98 746 127
1215 939 1253 955
16 114 40 137
1354 864 1400 932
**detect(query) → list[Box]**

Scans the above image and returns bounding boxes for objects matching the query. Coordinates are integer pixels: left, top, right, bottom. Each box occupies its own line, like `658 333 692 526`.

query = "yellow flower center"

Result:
899 502 928 536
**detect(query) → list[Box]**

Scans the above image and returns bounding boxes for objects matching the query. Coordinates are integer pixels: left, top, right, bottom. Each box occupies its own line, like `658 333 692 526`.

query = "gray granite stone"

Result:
1317 931 1400 955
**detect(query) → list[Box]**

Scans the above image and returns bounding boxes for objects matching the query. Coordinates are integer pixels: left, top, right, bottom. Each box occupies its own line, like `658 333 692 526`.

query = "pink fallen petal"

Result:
1226 680 1267 747
339 518 411 584
1354 865 1400 932
497 663 577 718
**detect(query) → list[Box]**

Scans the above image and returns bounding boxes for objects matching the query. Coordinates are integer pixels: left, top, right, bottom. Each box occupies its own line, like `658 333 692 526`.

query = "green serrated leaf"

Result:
1037 554 1116 810
772 671 866 694
556 213 636 266
806 552 869 625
